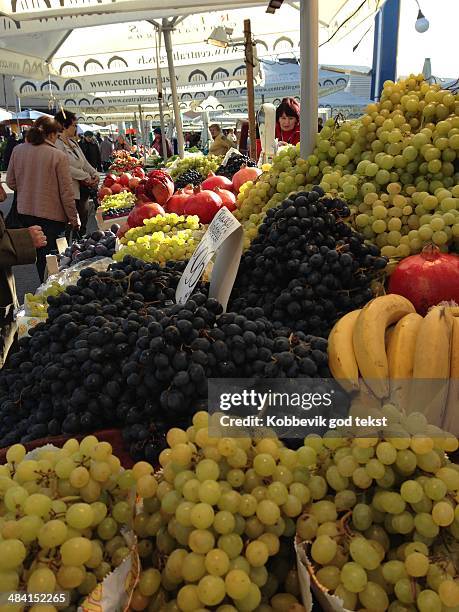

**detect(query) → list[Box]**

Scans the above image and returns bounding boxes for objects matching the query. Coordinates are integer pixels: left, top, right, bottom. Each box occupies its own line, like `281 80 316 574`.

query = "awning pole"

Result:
244 19 257 161
162 20 185 159
300 0 318 159
153 24 169 161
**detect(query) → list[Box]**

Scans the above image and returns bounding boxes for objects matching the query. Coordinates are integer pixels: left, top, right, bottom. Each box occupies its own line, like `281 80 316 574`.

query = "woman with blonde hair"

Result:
6 116 79 281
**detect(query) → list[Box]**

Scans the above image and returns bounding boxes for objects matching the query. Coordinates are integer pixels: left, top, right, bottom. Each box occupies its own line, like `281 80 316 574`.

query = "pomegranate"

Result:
232 165 262 193
127 202 165 228
103 174 117 188
388 244 459 315
116 222 130 238
214 188 237 212
201 172 234 192
165 189 190 215
132 167 145 178
98 187 112 200
119 173 132 187
145 170 174 206
184 187 222 224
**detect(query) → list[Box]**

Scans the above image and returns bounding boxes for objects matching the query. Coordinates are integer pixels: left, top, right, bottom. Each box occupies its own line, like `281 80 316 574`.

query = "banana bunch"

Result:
328 295 459 432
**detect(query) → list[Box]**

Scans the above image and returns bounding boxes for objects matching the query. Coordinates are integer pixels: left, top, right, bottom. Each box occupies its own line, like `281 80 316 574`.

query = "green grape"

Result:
340 562 368 593
311 535 337 565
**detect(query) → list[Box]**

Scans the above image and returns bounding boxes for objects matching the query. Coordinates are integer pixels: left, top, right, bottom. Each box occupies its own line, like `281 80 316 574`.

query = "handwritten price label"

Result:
175 207 243 310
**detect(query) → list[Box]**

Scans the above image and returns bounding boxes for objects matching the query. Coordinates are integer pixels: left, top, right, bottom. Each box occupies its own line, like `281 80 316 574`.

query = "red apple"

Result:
98 187 112 201
111 183 123 194
119 173 132 187
129 177 141 191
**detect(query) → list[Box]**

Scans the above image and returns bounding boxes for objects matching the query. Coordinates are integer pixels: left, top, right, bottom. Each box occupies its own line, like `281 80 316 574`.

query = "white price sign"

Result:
175 207 243 311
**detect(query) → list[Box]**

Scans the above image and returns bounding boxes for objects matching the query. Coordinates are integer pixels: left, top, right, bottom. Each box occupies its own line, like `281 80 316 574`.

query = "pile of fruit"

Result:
328 294 459 433
301 411 459 612
109 150 142 174
230 188 387 338
58 227 118 269
235 76 458 257
168 154 222 187
98 167 145 201
24 281 65 318
130 413 310 610
0 436 136 607
0 249 335 461
99 192 136 220
216 152 258 180
114 213 203 264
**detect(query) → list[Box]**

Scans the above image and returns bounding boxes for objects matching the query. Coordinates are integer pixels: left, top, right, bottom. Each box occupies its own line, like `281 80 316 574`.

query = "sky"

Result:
318 0 459 79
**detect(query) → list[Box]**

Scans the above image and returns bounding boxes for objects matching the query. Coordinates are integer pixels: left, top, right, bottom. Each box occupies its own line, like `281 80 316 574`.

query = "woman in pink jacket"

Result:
6 116 79 281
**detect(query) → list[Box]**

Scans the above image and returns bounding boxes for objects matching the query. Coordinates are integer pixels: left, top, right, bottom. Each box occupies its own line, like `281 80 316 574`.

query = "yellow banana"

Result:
352 295 416 398
410 305 454 425
387 313 423 412
327 310 361 392
385 325 395 351
442 317 459 436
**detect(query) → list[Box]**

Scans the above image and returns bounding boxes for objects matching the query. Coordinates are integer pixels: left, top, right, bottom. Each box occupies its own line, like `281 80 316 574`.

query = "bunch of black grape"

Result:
216 153 257 179
174 169 204 190
230 187 387 338
0 255 335 461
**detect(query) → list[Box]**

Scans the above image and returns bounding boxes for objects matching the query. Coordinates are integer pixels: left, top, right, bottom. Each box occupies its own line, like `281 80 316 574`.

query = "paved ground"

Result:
1 175 98 303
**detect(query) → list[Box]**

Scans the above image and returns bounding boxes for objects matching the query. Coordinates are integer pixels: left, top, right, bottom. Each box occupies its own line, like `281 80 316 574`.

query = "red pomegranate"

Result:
183 187 223 224
388 244 459 315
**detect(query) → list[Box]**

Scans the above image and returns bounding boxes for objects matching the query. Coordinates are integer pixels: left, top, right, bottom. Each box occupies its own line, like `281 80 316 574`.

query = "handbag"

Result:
4 192 23 229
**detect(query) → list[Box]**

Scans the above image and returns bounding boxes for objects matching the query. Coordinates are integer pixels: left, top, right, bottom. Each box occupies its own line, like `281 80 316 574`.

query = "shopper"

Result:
6 116 79 282
3 133 18 170
275 98 301 146
95 132 102 145
152 128 172 159
0 185 46 367
55 111 99 237
100 136 114 171
115 135 131 152
209 124 233 156
80 131 102 172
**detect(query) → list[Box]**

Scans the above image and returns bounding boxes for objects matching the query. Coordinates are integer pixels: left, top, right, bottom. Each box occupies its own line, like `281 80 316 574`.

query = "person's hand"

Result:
28 226 47 248
71 220 81 231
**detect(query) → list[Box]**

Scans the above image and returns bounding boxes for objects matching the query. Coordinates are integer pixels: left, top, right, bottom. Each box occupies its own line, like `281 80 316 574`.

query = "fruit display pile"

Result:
109 150 143 174
235 76 459 256
0 252 334 462
114 213 203 264
168 154 223 185
300 410 459 612
130 413 313 610
99 167 146 201
230 187 387 338
99 192 136 220
0 436 136 606
58 227 119 270
175 169 206 190
216 152 258 180
328 294 459 434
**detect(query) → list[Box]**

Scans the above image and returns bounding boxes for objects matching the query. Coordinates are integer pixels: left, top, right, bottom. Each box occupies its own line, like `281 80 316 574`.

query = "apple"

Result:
111 183 123 194
129 177 141 191
98 187 112 200
119 173 132 187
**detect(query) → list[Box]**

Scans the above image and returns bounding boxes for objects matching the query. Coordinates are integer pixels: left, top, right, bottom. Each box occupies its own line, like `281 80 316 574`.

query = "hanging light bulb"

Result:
415 8 429 33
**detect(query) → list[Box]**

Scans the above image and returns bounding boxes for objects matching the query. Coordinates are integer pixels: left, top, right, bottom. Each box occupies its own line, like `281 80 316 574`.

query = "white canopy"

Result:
0 108 14 121
1 0 387 156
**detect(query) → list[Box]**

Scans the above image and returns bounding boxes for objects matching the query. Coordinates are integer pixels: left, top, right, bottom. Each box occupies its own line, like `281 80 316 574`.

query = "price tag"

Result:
56 237 68 254
175 207 243 311
45 254 59 277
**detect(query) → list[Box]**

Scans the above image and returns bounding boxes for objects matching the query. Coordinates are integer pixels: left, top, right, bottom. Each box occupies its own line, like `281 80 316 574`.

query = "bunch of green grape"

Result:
128 412 312 610
299 408 459 612
237 75 459 255
24 282 64 317
114 213 203 264
169 154 223 181
0 436 142 607
100 192 136 212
